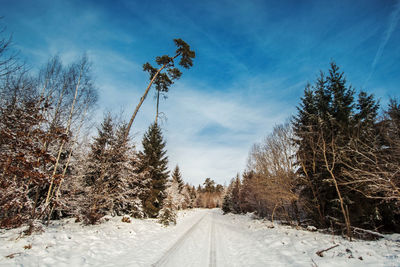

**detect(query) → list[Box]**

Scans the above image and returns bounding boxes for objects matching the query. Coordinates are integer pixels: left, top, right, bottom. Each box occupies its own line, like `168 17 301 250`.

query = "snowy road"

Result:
152 213 208 266
152 211 226 267
1 209 399 267
150 209 312 267
150 209 400 267
151 210 272 267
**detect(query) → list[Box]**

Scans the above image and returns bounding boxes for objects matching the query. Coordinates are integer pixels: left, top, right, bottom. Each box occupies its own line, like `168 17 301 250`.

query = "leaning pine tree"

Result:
125 39 195 139
137 123 169 218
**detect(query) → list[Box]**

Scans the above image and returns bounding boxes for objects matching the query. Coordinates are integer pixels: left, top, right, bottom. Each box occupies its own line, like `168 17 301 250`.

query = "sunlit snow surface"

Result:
0 209 399 267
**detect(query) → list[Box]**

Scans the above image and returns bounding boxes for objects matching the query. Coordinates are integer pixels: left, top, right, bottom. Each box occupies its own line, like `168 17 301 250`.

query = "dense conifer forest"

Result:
222 63 400 238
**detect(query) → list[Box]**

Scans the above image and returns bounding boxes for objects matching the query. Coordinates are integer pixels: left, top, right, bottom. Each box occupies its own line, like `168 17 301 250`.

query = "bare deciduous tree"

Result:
245 123 299 222
0 23 21 78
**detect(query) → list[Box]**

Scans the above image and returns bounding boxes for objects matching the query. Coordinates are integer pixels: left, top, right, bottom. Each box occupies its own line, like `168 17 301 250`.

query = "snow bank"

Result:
0 209 204 266
221 211 400 267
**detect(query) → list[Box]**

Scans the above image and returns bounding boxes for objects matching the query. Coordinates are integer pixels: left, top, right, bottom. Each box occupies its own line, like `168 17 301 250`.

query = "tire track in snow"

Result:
152 214 206 267
209 213 216 267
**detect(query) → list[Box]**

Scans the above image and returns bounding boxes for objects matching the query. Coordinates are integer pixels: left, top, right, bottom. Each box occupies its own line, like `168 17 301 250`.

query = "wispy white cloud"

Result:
158 81 295 185
365 0 400 87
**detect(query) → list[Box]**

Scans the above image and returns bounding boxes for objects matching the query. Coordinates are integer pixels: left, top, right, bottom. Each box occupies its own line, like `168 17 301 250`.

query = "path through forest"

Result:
149 209 316 267
148 209 398 267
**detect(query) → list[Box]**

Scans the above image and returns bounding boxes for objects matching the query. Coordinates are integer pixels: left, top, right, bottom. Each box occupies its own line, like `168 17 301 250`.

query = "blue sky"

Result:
1 0 400 185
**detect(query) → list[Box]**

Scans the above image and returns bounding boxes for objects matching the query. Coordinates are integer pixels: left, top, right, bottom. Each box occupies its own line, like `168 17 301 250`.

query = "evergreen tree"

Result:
137 123 169 218
355 91 379 130
293 63 356 229
239 171 255 213
327 63 354 130
294 78 329 226
82 117 148 221
83 114 114 223
180 184 192 209
158 194 177 226
164 170 185 210
319 63 355 230
231 175 241 213
108 123 143 216
171 165 184 193
293 62 396 233
189 185 197 208
128 152 150 218
222 177 241 214
222 182 234 214
342 91 381 228
203 178 216 193
84 114 114 187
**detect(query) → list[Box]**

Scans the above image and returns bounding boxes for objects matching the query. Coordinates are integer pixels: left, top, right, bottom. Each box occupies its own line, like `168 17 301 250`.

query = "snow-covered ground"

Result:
0 209 399 267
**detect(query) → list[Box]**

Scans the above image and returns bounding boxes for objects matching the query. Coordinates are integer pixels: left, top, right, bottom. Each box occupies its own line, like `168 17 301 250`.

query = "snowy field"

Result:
0 209 399 267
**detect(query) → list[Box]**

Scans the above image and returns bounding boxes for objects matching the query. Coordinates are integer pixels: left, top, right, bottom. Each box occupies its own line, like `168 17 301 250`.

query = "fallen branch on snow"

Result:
329 218 385 240
5 252 22 259
316 244 339 257
352 226 385 239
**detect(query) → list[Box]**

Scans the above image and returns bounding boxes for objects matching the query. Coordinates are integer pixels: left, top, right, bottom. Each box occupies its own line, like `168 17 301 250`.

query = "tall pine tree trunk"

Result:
125 52 180 138
155 89 160 124
125 64 167 139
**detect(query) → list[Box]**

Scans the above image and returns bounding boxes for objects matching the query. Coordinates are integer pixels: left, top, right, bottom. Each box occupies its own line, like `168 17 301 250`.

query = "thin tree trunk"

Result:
125 64 167 138
271 203 278 222
155 89 160 124
47 105 88 221
38 78 48 105
44 66 82 207
301 161 324 225
322 137 352 240
125 52 180 138
40 83 67 162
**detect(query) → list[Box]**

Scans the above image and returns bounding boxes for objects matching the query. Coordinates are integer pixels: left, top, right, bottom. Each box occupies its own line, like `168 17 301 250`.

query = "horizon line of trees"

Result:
223 63 400 238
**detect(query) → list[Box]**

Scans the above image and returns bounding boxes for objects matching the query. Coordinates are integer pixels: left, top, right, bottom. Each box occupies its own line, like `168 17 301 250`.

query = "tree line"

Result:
223 63 400 238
